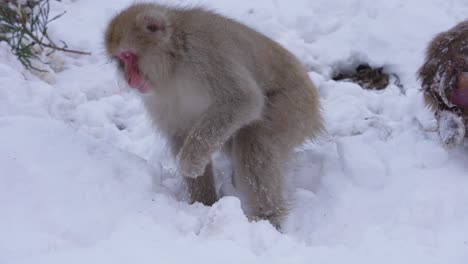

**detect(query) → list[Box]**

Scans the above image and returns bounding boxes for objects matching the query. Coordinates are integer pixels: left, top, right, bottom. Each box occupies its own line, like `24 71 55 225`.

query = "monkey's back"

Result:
173 7 324 142
174 9 307 87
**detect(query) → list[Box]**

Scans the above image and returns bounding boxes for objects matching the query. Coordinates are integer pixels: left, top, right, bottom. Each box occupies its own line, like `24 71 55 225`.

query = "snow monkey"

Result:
419 20 468 147
104 3 323 228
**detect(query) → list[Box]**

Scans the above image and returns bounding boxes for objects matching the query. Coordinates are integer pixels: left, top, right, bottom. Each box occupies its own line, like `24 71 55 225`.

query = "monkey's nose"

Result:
116 49 136 62
122 51 131 58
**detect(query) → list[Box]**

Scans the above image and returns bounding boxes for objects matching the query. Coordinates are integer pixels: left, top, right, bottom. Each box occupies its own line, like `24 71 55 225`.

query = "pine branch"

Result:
0 0 90 72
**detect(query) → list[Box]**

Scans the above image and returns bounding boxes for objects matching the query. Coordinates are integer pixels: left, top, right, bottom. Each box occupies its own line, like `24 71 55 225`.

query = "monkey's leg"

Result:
169 135 217 206
231 127 289 229
185 162 218 206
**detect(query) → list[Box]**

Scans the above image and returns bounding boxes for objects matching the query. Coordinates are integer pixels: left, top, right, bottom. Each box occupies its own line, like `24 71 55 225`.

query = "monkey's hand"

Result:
437 110 466 148
176 138 210 178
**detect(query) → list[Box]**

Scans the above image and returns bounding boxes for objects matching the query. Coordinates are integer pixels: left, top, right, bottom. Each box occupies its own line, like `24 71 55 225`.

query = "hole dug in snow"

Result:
332 63 402 91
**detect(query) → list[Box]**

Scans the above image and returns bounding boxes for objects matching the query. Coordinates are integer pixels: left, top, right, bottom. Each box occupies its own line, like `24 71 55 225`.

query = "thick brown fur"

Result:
418 20 468 110
104 3 324 228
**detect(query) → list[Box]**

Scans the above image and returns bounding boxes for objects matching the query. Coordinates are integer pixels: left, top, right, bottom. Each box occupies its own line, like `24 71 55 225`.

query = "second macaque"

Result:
419 20 468 147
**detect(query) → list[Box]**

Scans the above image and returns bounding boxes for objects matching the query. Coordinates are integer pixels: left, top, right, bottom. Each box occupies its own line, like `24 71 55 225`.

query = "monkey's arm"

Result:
176 74 264 178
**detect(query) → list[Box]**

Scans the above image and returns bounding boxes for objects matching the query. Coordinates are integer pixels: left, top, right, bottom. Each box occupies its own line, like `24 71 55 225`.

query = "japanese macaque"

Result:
104 3 323 228
418 20 468 147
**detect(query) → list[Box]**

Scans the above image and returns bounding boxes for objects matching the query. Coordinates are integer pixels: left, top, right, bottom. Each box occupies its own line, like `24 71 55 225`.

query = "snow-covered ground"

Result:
2 0 468 263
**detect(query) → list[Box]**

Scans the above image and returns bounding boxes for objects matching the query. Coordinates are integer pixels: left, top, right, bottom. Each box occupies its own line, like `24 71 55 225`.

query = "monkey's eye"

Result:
146 24 160 32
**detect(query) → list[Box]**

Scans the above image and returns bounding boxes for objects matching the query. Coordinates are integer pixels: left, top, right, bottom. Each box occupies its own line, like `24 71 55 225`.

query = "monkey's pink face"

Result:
116 49 150 94
105 5 172 94
450 72 468 109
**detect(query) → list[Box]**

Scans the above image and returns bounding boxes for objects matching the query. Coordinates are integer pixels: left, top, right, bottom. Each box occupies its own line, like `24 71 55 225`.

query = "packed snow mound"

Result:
2 0 468 263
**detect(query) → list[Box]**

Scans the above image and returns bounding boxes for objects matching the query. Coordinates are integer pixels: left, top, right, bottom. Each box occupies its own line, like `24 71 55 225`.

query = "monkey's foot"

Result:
438 110 466 148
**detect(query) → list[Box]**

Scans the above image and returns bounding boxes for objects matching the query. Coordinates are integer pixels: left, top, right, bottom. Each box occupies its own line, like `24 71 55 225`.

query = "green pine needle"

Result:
0 0 90 72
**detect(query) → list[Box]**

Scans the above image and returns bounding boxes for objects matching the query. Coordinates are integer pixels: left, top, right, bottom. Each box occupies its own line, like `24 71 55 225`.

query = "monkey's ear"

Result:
136 10 168 34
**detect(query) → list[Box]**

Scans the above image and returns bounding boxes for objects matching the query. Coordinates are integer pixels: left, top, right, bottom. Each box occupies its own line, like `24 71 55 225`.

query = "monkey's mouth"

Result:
116 50 150 94
450 89 468 108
